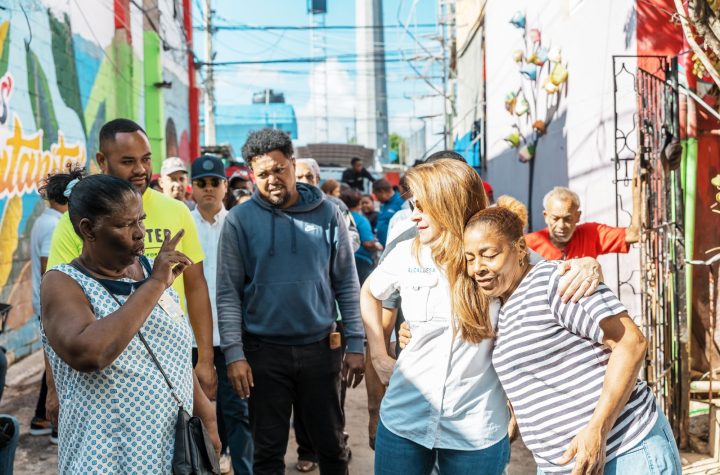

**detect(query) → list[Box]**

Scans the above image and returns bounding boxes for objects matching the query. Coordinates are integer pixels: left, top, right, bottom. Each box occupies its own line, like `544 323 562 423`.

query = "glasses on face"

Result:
193 178 222 189
231 188 252 199
408 197 422 212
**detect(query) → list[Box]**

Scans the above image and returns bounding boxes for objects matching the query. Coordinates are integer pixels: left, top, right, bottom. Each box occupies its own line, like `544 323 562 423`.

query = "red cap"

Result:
227 165 255 183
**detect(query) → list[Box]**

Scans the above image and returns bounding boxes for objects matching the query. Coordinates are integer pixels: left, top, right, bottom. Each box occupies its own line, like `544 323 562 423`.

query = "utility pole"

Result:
439 0 456 150
309 1 329 143
356 0 389 163
204 0 216 145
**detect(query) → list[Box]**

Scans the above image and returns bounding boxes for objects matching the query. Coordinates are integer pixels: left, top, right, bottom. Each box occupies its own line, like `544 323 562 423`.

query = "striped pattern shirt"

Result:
492 261 657 474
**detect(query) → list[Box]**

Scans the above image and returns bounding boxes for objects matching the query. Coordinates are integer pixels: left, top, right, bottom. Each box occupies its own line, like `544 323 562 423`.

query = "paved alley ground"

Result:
7 350 712 474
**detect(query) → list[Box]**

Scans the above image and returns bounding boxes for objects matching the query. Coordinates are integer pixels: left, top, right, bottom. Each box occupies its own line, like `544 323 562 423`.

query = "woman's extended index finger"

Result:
161 229 185 252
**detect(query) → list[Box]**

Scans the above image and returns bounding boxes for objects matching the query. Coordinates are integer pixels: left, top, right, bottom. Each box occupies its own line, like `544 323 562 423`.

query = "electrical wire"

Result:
202 23 437 31
205 48 439 66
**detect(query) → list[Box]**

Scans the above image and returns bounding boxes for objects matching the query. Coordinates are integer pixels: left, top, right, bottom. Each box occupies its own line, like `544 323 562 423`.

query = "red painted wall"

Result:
183 0 200 160
637 0 720 371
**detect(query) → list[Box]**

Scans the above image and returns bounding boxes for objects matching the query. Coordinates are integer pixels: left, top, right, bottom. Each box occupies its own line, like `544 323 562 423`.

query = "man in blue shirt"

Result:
340 189 383 285
372 179 404 247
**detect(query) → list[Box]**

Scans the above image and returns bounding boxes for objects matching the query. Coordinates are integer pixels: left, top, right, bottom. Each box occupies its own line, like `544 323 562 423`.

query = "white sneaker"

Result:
219 454 232 474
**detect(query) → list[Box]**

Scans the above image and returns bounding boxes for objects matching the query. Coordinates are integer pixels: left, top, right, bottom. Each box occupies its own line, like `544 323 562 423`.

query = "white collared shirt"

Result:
367 239 510 450
31 207 63 316
191 205 228 347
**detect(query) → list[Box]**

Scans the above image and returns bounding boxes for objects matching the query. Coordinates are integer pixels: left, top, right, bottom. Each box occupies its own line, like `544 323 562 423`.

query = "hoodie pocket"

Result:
245 280 334 337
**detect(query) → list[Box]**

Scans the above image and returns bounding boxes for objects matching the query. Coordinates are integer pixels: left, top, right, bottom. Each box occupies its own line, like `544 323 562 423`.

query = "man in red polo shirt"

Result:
526 174 641 259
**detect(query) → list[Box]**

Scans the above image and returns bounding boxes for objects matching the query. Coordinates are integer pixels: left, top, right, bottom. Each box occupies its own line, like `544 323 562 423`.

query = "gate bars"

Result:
612 55 688 442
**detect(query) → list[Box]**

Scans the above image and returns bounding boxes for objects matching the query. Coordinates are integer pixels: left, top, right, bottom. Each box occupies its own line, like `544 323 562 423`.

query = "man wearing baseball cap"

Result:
160 156 195 209
191 155 253 474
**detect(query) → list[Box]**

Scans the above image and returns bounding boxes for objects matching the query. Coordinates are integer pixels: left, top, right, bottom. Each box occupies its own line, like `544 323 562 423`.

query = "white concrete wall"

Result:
484 0 641 313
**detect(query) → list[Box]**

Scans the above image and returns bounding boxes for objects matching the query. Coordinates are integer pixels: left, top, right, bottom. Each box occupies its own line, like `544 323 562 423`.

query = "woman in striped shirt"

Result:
457 201 681 474
361 159 605 475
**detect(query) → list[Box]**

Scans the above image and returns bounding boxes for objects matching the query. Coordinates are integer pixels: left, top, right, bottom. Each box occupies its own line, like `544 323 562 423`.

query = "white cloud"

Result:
297 58 356 144
212 67 295 106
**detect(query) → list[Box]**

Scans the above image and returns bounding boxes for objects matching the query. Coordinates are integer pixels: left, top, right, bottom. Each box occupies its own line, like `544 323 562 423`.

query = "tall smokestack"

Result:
356 0 389 164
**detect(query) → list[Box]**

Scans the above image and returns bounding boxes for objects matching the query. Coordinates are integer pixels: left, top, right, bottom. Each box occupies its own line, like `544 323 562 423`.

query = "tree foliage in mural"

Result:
504 11 569 162
50 12 85 132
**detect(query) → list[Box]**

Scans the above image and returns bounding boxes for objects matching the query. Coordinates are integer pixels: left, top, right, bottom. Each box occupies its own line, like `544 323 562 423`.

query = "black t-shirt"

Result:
341 168 375 190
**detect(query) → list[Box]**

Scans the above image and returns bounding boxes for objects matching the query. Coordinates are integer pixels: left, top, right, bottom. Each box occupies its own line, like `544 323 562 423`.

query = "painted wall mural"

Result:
0 0 194 361
502 11 568 229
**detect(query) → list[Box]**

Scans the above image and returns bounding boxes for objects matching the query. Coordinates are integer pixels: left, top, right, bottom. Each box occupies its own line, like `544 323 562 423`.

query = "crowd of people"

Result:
5 116 682 475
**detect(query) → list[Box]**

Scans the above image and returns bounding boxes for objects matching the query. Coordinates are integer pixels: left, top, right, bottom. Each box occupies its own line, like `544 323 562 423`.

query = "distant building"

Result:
296 143 380 191
296 143 375 169
204 89 298 154
252 89 286 104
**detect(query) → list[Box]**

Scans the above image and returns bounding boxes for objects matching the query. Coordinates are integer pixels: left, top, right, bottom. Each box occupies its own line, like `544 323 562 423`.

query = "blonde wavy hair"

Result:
405 159 492 343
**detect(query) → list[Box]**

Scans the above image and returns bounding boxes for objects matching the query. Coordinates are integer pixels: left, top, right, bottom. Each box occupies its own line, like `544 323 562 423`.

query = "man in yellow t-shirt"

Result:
46 119 217 399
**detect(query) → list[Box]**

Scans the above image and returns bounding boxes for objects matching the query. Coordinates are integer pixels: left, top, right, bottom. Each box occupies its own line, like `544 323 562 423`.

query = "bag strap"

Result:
70 261 184 409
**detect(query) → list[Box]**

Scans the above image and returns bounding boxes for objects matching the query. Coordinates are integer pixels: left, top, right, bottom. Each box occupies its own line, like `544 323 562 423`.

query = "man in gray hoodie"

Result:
217 128 365 475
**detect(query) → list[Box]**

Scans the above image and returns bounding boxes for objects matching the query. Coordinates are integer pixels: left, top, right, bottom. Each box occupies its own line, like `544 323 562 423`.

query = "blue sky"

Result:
192 0 441 144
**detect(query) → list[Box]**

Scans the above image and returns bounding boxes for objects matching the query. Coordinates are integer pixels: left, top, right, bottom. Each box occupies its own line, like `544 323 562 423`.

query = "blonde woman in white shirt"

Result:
360 159 603 475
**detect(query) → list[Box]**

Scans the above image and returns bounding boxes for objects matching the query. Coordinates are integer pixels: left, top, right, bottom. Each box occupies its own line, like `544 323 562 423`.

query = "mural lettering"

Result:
0 73 86 199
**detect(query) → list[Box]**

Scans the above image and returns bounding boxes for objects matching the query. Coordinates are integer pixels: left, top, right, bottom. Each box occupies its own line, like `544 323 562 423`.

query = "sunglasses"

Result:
193 178 223 188
231 188 252 199
408 197 422 212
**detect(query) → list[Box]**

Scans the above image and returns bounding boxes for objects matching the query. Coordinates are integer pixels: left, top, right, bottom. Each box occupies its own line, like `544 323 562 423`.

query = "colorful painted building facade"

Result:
0 0 199 361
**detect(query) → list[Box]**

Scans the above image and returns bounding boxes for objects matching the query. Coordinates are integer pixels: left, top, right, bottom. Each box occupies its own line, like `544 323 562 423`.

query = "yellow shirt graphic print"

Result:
46 188 205 312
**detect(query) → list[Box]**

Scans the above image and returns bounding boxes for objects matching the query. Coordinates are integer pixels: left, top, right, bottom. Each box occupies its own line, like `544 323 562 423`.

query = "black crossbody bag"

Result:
71 262 220 475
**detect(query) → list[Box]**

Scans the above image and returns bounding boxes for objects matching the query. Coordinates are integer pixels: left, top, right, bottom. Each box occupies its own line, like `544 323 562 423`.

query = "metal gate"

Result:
612 56 687 440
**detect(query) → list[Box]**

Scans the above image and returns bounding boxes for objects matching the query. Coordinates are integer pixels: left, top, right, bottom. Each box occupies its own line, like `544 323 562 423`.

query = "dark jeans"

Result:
375 421 510 475
193 347 253 475
355 257 374 286
244 333 348 475
295 322 349 464
294 408 318 463
0 415 19 475
34 370 48 419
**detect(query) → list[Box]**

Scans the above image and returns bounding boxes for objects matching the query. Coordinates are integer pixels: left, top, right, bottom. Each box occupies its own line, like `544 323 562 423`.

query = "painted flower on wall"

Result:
503 11 569 163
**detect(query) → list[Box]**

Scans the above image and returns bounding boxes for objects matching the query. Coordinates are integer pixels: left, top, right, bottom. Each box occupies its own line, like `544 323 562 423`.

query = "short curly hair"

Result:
241 128 294 163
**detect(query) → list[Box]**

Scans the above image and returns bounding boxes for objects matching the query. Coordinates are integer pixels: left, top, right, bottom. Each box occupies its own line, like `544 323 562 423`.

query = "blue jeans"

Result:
194 347 253 475
0 415 19 475
538 411 682 475
375 420 510 475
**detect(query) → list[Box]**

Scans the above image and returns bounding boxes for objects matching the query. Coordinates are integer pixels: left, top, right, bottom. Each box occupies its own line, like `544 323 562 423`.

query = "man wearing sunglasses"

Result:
191 155 253 474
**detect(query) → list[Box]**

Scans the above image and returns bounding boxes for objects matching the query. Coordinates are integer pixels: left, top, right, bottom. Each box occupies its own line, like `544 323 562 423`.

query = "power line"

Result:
205 49 438 66
195 23 436 31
